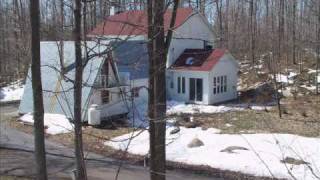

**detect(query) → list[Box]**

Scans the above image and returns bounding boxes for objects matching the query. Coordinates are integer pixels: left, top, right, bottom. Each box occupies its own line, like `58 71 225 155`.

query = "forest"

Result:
0 1 319 180
0 0 319 84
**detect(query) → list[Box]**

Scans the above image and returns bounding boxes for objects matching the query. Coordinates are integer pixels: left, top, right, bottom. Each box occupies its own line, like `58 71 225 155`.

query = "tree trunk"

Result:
316 0 320 95
30 0 48 179
215 0 223 48
292 0 297 65
147 0 154 123
73 0 87 179
199 0 205 15
148 0 166 180
249 0 256 65
59 0 64 74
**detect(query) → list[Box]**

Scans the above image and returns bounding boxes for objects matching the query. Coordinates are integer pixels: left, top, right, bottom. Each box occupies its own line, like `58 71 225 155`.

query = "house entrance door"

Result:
189 78 203 102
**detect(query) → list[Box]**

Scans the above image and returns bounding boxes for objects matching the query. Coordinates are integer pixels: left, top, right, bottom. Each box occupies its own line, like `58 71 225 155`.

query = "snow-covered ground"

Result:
300 85 317 91
19 113 73 135
167 101 272 115
106 127 320 180
129 100 273 128
273 72 297 84
0 81 24 102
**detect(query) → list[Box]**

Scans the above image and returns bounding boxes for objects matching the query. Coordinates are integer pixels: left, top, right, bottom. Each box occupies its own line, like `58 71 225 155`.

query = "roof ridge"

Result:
89 8 194 36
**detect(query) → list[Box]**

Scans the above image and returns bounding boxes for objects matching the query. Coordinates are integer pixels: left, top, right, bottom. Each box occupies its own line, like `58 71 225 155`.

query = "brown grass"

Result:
173 95 320 137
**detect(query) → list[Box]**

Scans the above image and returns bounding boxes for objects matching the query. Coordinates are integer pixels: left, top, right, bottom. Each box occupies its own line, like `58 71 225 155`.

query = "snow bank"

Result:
106 127 320 180
0 81 24 102
167 101 244 115
19 113 73 135
167 101 272 115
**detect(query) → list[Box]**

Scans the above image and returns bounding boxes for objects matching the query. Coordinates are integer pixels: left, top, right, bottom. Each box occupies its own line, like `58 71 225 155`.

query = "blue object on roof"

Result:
19 41 106 121
111 40 149 80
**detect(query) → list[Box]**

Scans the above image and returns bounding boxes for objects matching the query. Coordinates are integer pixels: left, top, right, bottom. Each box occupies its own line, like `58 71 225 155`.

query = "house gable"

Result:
89 8 193 37
173 13 215 43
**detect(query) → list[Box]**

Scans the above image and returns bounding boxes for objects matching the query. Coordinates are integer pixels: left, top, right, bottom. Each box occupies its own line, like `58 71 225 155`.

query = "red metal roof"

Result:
170 49 227 71
89 8 194 36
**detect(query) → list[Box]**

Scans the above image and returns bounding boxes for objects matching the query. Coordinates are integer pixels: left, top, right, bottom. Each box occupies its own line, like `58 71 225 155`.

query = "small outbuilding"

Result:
167 48 239 104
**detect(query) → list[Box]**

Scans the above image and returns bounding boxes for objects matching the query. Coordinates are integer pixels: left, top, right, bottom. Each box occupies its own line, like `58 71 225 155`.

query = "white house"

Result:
90 7 238 107
19 8 238 125
167 48 238 104
89 7 215 68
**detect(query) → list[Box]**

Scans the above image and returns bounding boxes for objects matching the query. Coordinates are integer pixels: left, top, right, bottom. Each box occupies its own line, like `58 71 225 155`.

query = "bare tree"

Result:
316 0 320 94
292 0 297 65
148 1 166 179
215 0 223 48
30 0 48 179
73 0 87 179
147 1 179 180
59 0 65 74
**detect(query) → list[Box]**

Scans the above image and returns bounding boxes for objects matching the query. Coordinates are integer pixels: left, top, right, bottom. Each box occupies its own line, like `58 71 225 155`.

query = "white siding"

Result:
167 39 204 67
208 54 238 104
89 78 149 120
129 78 149 110
173 14 214 42
90 89 102 105
167 54 238 105
166 14 215 67
167 70 210 104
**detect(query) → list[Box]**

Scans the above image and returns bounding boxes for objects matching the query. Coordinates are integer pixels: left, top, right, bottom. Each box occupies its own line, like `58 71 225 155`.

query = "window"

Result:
186 57 195 65
101 90 110 103
182 77 185 93
177 77 181 93
177 76 185 94
220 76 224 92
213 75 227 94
221 76 223 90
170 81 174 89
132 87 140 97
224 76 227 92
196 78 203 101
213 77 216 94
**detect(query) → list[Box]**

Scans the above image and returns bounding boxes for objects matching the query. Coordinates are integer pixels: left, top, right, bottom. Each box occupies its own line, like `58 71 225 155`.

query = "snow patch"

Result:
167 101 272 115
300 85 316 91
225 123 233 127
167 101 244 115
249 106 272 111
106 127 320 180
308 69 317 74
19 113 73 135
0 81 24 102
272 72 297 84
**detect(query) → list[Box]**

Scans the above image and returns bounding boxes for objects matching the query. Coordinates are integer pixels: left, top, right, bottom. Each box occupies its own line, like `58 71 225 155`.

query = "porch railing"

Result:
95 73 130 89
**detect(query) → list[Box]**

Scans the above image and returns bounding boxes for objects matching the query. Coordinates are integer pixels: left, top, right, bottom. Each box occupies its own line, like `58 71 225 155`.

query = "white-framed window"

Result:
182 77 185 93
213 77 216 94
217 76 220 93
224 75 227 92
177 76 185 94
213 75 227 94
177 77 181 93
220 76 223 93
132 87 140 97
